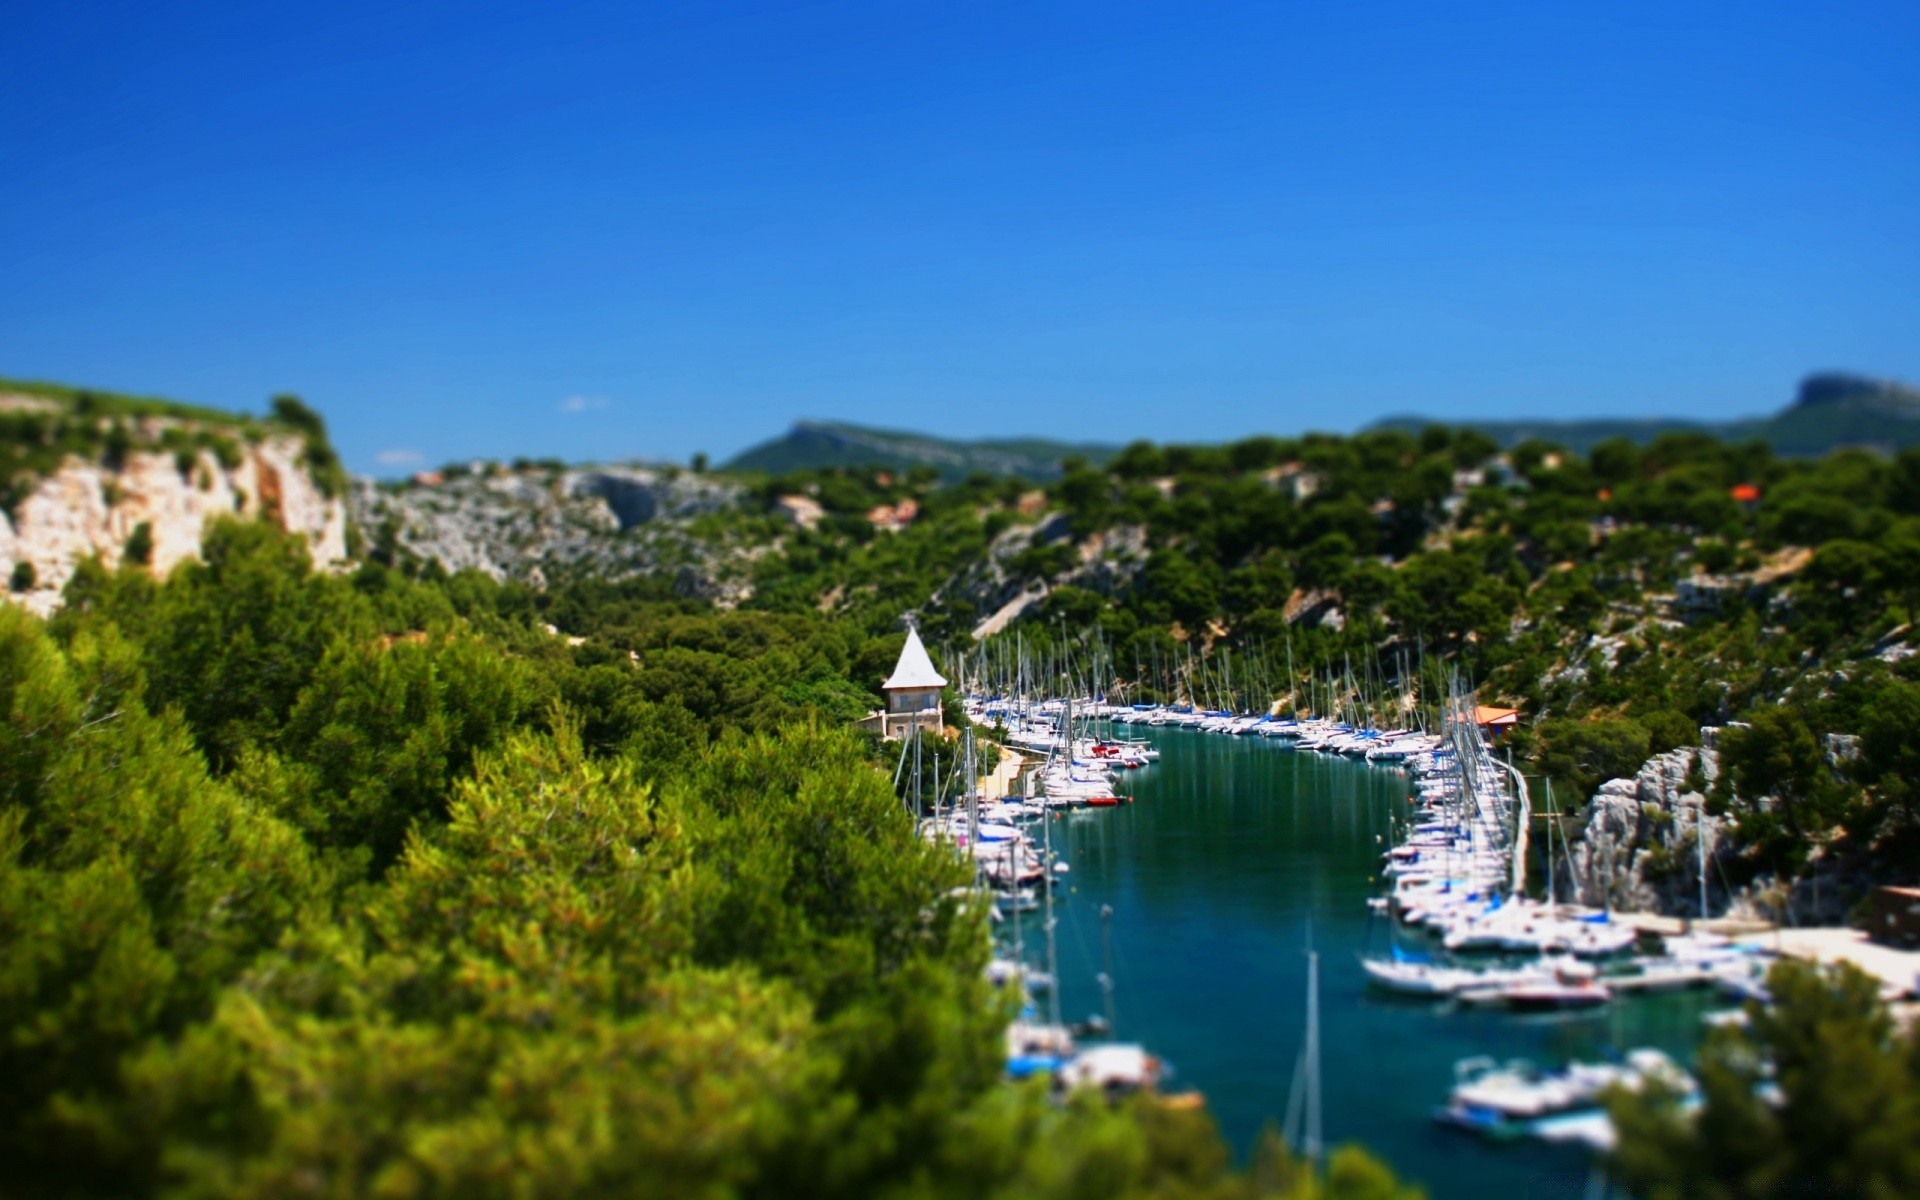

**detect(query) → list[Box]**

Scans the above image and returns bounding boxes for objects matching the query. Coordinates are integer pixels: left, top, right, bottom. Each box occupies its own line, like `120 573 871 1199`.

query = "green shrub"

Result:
123 521 155 567
1642 708 1700 754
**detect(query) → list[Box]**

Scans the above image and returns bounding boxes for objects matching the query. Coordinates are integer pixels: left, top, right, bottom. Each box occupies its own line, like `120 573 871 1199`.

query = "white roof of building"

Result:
883 626 948 690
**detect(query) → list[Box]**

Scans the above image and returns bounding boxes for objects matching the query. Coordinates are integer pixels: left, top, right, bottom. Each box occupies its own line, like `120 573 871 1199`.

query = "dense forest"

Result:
1 518 1417 1199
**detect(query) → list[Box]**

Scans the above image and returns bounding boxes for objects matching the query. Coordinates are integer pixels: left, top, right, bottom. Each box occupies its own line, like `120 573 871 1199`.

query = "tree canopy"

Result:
2 522 1415 1200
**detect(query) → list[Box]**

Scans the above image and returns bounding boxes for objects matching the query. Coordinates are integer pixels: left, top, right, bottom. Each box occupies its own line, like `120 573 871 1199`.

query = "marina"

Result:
952 711 1741 1199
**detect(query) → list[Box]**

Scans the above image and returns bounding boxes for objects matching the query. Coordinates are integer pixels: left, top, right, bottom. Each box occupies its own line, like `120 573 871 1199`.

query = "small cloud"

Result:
375 448 424 467
560 394 610 413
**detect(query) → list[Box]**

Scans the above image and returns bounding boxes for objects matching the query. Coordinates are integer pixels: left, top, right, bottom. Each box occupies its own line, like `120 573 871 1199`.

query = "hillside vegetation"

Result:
11 371 1920 1195
0 379 347 512
16 369 1910 911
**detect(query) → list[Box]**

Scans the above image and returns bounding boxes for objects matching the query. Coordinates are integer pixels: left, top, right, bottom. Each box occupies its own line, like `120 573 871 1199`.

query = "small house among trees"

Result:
859 625 947 740
1473 705 1520 737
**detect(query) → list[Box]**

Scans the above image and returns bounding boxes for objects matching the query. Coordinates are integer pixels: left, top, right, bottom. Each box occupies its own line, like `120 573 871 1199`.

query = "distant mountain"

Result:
1370 373 1920 456
724 419 1119 482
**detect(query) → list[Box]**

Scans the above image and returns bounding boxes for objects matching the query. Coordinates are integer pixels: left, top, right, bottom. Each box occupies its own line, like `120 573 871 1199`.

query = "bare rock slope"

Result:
349 464 759 604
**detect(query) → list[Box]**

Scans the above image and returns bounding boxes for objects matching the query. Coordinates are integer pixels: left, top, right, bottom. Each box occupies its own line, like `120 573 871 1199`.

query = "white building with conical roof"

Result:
859 625 948 740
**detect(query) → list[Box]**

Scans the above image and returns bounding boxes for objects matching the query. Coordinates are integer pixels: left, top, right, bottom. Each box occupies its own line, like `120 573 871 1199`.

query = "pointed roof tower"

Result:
883 626 948 691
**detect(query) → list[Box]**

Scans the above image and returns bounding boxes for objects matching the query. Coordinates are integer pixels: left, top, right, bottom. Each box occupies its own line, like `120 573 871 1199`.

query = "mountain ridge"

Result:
724 419 1120 481
1369 371 1920 456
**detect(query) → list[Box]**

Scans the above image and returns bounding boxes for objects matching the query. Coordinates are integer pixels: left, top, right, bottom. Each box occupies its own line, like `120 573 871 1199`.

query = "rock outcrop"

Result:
1 436 348 616
349 465 757 604
1558 725 1880 924
1559 734 1728 917
929 516 1149 641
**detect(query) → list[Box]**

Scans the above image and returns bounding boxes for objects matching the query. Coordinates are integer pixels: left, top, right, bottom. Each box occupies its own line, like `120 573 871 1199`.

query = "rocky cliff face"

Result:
2 432 348 616
1558 726 1873 924
1559 736 1727 916
349 465 758 604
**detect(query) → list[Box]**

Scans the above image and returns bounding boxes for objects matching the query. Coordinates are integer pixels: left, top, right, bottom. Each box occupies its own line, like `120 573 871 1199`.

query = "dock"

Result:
1733 926 1920 999
1614 914 1920 999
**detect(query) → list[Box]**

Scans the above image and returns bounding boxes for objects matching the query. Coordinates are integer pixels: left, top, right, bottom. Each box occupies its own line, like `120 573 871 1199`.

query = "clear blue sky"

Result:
4 1 1916 473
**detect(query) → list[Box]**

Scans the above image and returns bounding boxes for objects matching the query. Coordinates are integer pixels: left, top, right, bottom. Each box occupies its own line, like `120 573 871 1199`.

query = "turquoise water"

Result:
1030 726 1716 1199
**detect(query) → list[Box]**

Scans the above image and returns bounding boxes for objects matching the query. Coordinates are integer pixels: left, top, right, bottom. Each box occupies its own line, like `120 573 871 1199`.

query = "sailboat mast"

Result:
1285 934 1324 1169
1009 840 1022 962
1306 946 1322 1166
1099 903 1116 1032
1043 787 1062 1028
965 727 980 853
912 722 923 815
1545 777 1556 907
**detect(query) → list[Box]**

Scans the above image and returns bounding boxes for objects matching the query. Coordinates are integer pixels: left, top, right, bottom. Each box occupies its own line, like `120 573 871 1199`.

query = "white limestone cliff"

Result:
1561 738 1726 916
1 434 347 616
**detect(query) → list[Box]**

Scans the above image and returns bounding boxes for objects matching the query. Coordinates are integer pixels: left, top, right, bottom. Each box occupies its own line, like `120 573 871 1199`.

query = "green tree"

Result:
1609 960 1920 1199
1854 676 1920 841
1056 461 1117 536
0 605 323 1196
1717 708 1841 851
1534 717 1650 801
268 393 345 496
1143 550 1220 633
1798 539 1885 634
123 520 154 567
125 520 360 770
267 632 547 870
1641 709 1700 755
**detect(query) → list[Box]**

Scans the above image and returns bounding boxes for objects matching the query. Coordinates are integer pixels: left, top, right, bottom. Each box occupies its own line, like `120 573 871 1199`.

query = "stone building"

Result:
858 626 947 740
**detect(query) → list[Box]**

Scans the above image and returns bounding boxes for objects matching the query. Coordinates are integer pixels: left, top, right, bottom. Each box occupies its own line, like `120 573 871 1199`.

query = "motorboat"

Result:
986 959 1053 992
1360 957 1494 997
1056 1043 1164 1096
1435 1049 1694 1140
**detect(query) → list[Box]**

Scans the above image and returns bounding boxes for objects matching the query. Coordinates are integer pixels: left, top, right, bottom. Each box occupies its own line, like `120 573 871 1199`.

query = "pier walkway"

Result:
980 744 1028 801
1495 757 1529 896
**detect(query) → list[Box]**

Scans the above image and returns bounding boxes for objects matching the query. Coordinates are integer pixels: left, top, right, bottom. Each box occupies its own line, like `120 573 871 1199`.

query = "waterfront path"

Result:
1495 755 1529 895
1613 915 1920 999
980 744 1028 800
1738 927 1920 998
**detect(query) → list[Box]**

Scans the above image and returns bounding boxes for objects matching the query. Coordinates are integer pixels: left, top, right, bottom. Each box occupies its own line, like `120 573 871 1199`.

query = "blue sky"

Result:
3 1 1916 473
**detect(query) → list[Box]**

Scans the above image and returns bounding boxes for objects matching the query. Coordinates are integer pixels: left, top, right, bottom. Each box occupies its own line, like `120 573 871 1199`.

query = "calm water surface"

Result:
1026 726 1715 1200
